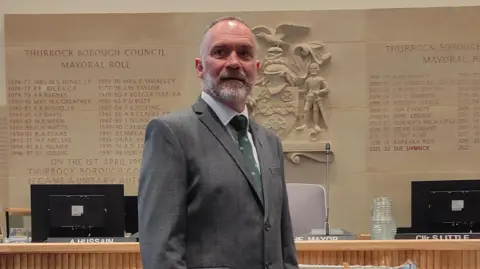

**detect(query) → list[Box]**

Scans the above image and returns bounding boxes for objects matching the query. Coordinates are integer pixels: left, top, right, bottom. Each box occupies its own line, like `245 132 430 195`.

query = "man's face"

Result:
195 20 260 107
309 63 320 76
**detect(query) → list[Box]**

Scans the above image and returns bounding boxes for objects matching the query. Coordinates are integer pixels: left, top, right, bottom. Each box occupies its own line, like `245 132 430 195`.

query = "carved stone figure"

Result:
296 62 329 133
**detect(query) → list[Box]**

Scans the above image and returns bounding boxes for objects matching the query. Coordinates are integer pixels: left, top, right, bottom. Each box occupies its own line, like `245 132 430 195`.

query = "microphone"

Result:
324 142 331 236
295 142 356 240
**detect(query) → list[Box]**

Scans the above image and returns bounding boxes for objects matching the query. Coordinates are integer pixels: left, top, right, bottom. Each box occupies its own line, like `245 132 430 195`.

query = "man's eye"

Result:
213 49 226 56
240 51 252 58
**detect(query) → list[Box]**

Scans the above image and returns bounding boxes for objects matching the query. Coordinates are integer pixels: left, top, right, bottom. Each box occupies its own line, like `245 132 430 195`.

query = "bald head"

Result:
199 16 258 60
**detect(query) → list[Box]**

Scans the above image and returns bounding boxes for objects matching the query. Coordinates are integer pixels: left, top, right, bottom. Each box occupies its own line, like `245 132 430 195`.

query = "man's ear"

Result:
195 58 204 79
255 60 260 71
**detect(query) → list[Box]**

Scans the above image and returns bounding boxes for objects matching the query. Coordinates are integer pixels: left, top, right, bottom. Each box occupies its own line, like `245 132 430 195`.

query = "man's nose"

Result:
225 52 240 69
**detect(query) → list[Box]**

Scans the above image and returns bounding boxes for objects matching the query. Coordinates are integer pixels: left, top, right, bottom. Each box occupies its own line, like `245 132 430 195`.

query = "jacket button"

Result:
265 261 272 268
264 222 271 231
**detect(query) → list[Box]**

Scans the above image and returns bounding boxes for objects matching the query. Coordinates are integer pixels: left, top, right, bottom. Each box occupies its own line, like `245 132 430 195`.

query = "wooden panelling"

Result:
296 240 480 269
0 253 142 269
297 250 479 269
1 240 479 269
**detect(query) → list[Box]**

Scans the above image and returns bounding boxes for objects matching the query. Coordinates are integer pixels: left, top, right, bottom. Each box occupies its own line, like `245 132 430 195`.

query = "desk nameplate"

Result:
296 235 357 241
47 237 138 243
395 233 480 240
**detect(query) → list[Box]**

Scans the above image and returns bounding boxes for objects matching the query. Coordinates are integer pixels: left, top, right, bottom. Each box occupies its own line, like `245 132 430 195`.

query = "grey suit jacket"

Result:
138 97 299 269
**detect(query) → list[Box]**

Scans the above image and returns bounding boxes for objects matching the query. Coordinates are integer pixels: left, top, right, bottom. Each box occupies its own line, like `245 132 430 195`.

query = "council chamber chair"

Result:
286 183 327 237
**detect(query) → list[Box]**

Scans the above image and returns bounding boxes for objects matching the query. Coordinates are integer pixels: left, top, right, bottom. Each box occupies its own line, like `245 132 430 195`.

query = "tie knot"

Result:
230 115 248 132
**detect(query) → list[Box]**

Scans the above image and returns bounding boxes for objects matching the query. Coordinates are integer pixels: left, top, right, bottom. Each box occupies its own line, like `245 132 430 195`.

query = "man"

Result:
138 16 299 269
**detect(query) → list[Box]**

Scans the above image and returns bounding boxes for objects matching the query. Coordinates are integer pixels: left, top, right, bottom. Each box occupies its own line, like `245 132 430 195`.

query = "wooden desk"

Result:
0 240 479 268
296 240 480 268
0 243 141 269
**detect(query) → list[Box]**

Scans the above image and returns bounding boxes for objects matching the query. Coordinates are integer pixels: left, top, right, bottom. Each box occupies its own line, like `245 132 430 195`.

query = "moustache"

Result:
219 76 246 82
218 72 247 82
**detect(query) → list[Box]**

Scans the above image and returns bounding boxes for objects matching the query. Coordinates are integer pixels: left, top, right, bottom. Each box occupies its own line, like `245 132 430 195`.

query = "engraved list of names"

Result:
367 42 480 172
6 46 184 191
0 106 8 179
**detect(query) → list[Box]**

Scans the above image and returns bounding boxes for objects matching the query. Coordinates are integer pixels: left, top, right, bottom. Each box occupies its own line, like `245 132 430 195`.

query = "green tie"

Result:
230 115 263 200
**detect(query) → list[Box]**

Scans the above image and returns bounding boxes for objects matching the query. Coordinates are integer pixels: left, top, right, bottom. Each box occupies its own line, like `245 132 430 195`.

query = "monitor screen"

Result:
31 184 125 242
428 190 480 224
411 180 480 233
49 194 107 228
124 196 138 235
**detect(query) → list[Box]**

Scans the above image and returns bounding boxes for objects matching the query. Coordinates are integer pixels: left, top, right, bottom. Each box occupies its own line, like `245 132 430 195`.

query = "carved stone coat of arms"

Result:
247 23 334 164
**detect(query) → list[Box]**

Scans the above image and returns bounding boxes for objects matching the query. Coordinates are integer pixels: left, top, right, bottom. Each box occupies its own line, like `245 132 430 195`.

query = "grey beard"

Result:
203 76 252 103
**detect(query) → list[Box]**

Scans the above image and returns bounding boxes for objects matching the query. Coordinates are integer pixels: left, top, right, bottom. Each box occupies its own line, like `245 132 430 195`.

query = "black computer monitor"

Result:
411 179 480 233
124 195 138 235
31 184 125 242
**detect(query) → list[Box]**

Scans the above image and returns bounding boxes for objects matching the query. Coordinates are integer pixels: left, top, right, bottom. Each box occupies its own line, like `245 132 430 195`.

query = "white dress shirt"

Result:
201 91 260 170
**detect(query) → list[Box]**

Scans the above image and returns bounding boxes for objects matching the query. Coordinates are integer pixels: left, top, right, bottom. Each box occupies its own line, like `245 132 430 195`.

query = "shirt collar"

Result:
201 91 249 127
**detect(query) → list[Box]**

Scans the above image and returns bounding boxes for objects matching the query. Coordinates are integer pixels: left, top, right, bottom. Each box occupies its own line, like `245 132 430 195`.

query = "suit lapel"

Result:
193 98 265 211
250 121 270 219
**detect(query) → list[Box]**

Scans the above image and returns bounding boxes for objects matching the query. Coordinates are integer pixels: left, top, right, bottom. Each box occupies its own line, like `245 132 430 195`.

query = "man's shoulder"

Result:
156 107 195 122
146 107 196 131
